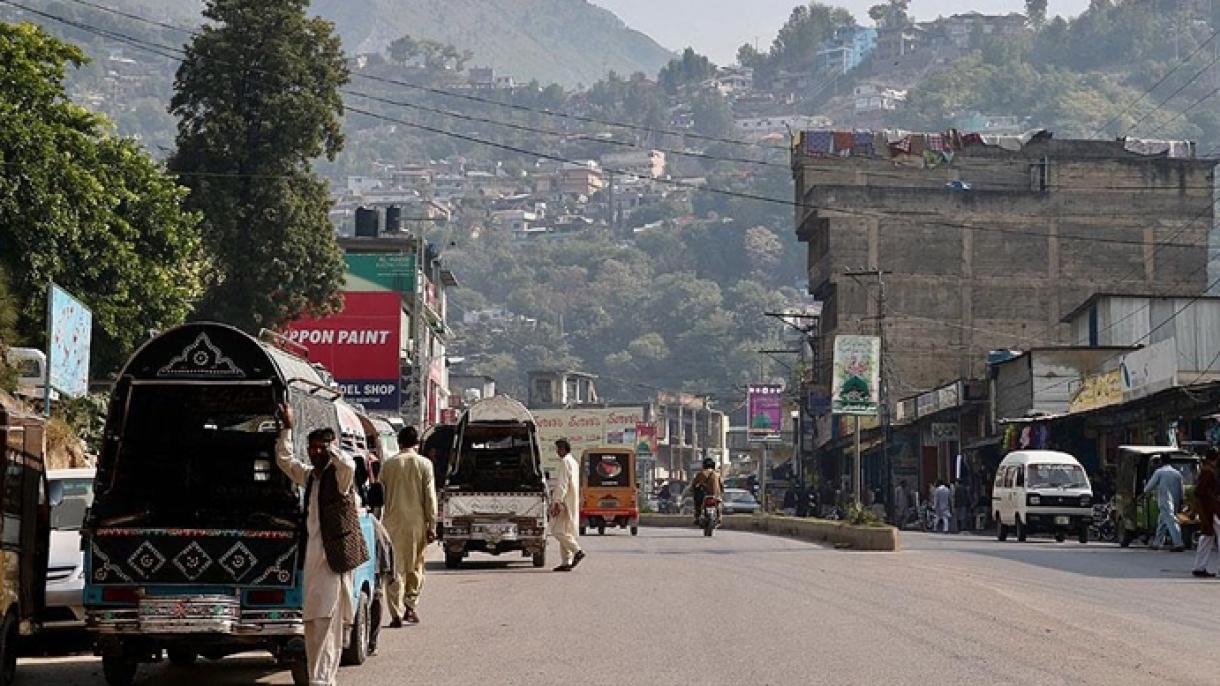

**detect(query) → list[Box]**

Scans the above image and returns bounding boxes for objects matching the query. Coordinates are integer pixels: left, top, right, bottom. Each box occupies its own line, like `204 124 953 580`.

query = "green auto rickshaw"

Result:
1115 446 1201 548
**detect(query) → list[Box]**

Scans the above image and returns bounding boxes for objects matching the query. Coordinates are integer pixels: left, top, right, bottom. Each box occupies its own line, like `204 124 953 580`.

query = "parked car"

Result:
722 488 760 515
42 468 95 630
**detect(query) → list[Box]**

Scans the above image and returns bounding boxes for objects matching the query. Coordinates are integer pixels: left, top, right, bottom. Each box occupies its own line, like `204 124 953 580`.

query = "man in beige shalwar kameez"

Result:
379 425 436 625
550 439 586 572
275 406 355 686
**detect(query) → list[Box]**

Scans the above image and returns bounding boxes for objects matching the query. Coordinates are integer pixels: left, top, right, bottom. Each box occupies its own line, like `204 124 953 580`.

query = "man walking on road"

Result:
1145 457 1185 552
380 426 437 626
275 405 367 686
954 479 972 533
933 481 952 533
550 439 585 572
1192 449 1220 577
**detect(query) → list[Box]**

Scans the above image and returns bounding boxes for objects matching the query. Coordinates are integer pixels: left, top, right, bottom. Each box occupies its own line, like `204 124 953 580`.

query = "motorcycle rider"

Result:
690 457 723 525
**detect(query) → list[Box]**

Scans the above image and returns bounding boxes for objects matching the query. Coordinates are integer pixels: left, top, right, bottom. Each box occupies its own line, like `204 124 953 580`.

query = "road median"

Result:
639 513 901 552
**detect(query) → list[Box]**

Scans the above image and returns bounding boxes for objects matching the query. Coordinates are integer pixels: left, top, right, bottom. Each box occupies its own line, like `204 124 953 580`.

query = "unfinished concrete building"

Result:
791 131 1215 400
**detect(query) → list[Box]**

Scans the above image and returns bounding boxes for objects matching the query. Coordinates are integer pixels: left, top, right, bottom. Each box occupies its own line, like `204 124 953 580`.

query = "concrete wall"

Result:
794 138 1215 397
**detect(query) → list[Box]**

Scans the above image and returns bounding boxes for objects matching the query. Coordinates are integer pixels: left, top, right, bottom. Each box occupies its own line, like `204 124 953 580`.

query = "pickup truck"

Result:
440 396 549 569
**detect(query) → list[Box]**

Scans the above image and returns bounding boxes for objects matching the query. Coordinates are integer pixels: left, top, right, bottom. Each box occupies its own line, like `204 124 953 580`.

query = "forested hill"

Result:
79 0 674 86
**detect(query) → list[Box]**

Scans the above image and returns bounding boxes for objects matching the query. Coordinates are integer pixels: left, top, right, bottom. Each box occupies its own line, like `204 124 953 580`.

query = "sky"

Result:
592 0 1092 65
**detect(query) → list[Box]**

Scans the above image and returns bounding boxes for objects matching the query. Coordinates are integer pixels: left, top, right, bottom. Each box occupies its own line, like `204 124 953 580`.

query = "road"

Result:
21 527 1220 685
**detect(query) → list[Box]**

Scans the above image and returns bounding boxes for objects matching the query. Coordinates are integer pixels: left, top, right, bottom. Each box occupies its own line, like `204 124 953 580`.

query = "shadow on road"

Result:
19 653 289 686
967 543 1197 580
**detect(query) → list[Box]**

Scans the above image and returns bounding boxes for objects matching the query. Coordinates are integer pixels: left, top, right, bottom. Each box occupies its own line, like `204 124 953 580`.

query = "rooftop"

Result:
1060 292 1220 323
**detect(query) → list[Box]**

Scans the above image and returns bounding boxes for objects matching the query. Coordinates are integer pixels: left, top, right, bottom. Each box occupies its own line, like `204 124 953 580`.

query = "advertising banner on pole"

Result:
46 283 92 398
831 335 881 416
747 384 784 442
532 407 646 476
283 291 403 412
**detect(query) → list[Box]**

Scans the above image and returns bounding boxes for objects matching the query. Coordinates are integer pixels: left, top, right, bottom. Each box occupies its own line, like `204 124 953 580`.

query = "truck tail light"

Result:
247 590 286 606
102 587 140 604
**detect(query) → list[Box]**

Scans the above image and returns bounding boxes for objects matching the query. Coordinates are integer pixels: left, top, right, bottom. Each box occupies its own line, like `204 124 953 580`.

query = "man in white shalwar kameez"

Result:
550 439 586 572
276 405 355 686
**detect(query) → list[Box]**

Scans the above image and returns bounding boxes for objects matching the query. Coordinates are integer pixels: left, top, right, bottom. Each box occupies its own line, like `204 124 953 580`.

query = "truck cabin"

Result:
448 397 544 493
88 323 340 534
0 406 51 630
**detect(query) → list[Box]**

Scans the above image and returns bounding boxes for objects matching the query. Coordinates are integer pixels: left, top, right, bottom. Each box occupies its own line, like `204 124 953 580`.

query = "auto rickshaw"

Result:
579 446 639 536
1114 445 1201 548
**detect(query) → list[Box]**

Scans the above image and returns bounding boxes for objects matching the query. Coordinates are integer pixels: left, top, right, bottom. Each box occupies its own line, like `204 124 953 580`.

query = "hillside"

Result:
95 0 673 86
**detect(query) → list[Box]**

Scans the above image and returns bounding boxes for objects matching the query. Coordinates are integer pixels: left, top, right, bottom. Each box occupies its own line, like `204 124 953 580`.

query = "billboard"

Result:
345 252 416 293
283 291 403 412
747 384 784 442
532 407 646 475
1120 338 1178 401
831 335 881 416
47 283 92 398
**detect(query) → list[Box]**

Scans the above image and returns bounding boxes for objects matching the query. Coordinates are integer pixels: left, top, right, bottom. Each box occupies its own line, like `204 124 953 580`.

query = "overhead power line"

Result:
1093 29 1219 137
57 0 789 152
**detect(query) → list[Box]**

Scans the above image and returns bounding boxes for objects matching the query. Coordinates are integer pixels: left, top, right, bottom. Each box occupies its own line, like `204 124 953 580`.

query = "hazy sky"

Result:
592 0 1092 64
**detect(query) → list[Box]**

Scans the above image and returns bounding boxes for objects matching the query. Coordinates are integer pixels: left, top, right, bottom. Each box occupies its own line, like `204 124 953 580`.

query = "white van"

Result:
992 450 1093 543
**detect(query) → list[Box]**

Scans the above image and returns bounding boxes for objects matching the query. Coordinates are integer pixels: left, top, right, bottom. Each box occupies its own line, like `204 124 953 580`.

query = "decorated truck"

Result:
440 396 549 569
83 323 379 686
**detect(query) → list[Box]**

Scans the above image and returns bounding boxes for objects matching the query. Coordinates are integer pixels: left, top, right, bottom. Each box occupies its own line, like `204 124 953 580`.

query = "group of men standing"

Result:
276 408 587 685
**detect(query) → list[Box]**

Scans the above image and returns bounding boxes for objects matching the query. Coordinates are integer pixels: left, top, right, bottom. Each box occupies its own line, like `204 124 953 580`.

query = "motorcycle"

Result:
699 496 721 537
1089 501 1117 543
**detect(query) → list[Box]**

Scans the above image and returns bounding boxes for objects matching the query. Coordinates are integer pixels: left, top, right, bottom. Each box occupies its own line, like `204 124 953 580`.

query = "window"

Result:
1002 467 1015 488
585 453 631 488
1016 466 1025 487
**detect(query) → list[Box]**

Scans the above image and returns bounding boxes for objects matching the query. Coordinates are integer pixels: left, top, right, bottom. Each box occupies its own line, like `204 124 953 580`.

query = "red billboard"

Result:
283 291 403 411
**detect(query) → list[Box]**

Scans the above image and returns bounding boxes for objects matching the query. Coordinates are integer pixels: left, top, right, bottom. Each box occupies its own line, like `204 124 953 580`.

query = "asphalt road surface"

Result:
21 527 1220 685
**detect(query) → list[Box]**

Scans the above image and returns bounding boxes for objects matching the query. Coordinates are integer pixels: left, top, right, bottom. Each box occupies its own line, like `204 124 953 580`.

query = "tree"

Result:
691 92 734 138
658 47 716 94
868 0 912 29
388 33 418 66
1025 0 1048 27
169 0 349 331
0 23 204 373
736 43 763 68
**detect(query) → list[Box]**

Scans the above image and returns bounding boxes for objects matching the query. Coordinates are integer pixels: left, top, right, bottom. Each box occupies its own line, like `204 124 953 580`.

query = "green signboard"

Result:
344 252 416 294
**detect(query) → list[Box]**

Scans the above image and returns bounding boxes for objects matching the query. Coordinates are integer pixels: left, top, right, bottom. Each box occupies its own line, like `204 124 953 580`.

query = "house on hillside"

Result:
853 83 907 114
600 149 666 179
939 12 1028 49
817 25 878 75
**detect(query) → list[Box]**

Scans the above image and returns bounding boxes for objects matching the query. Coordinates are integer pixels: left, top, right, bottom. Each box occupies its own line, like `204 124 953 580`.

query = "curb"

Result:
638 513 901 552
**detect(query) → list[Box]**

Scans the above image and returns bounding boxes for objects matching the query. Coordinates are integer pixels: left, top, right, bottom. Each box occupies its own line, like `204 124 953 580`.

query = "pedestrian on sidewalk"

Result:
954 479 971 533
275 405 368 686
933 481 952 533
1144 457 1185 552
366 515 396 655
1192 449 1220 577
892 480 910 527
550 439 586 572
380 426 437 626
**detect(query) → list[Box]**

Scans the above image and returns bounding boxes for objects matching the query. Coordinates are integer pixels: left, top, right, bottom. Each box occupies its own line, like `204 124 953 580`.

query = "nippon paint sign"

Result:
532 407 646 476
283 291 403 412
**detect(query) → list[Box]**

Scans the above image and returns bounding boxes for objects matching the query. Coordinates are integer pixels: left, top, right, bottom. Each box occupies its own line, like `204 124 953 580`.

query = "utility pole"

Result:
843 267 890 505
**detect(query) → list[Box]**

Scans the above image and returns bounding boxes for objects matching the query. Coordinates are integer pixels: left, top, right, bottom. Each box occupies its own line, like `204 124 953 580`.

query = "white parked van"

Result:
992 450 1093 543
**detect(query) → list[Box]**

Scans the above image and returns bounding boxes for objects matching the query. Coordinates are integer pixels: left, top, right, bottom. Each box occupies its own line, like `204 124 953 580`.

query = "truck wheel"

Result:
1078 524 1089 544
996 514 1008 541
1120 528 1134 548
290 658 309 686
0 613 16 686
102 654 139 686
630 526 639 536
341 591 370 666
444 552 463 569
579 525 586 536
167 648 198 666
597 523 606 536
532 549 546 568
1015 516 1027 542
